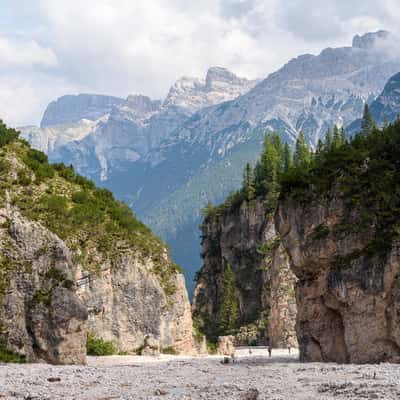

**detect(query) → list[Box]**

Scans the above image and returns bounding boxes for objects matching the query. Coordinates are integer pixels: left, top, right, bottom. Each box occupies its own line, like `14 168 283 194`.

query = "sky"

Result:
0 0 399 127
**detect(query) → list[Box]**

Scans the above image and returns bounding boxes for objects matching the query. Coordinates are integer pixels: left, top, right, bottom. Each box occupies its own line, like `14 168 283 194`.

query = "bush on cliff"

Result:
86 333 117 356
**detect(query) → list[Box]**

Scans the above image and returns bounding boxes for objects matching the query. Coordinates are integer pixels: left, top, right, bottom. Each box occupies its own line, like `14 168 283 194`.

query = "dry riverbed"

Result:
1 348 400 399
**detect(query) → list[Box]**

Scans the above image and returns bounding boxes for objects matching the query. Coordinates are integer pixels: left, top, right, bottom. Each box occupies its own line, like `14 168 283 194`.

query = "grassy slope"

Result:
0 123 181 296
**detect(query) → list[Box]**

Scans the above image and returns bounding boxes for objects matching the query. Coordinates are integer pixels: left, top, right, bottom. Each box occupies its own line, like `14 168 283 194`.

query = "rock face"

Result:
352 30 390 49
370 72 400 123
76 251 195 354
217 335 235 355
41 94 125 127
277 196 400 363
164 67 257 112
192 199 297 348
0 208 87 364
0 137 196 364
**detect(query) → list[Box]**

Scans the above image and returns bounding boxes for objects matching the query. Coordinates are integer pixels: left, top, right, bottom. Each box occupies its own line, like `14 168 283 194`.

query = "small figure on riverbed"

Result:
288 346 291 354
268 346 272 358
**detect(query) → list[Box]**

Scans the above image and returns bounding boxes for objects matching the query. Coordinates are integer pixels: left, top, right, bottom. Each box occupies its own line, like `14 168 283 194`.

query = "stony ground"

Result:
1 348 400 399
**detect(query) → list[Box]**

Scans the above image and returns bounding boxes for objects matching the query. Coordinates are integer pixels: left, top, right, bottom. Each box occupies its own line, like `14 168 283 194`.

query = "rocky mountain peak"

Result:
352 30 390 49
205 66 246 90
125 94 161 114
163 67 257 112
40 93 124 128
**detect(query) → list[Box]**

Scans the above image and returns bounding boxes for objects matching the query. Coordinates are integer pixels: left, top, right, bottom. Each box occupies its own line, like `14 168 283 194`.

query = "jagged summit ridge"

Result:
163 67 257 111
40 94 125 128
20 66 257 184
352 30 390 49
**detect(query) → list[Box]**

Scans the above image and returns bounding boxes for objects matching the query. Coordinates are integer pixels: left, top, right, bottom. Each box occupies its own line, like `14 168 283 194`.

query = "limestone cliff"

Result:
0 124 195 364
277 194 400 363
276 120 400 363
192 198 297 347
0 208 87 364
76 250 194 354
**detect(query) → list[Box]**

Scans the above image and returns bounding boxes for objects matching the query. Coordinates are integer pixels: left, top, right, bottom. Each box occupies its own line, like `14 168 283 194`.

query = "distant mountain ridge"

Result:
41 94 125 128
19 31 400 294
21 67 257 182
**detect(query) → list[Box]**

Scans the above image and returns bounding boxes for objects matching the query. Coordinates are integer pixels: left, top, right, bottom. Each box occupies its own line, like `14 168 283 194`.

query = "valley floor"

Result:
1 348 400 399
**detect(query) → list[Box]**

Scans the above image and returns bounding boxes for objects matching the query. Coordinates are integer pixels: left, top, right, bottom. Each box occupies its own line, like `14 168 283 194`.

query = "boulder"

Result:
218 336 235 356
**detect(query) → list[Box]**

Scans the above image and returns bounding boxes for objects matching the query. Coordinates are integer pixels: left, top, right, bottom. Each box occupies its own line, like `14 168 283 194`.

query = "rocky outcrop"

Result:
164 67 257 112
0 137 196 364
192 199 297 347
76 251 195 355
217 335 235 355
0 204 196 363
41 94 124 127
268 242 297 348
352 30 390 49
277 196 400 363
0 209 87 364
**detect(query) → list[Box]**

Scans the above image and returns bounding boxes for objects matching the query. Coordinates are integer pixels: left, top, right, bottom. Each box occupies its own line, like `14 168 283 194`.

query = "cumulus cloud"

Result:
0 0 398 126
0 37 58 69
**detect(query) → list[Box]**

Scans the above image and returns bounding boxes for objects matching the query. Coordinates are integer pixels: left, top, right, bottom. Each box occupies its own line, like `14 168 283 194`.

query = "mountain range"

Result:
20 30 400 294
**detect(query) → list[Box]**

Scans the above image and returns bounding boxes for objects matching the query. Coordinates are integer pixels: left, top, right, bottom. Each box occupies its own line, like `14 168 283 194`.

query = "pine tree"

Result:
283 143 292 172
325 128 333 151
255 134 280 195
219 264 239 335
332 125 341 149
271 132 283 163
316 139 324 154
201 201 215 216
293 132 310 166
361 103 375 136
340 127 346 146
243 162 255 201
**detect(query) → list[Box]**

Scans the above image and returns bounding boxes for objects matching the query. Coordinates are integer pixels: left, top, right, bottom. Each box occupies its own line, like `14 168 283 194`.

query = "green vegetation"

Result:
161 346 177 355
309 224 330 242
206 341 218 354
86 333 117 356
0 121 180 296
218 264 239 336
281 116 400 264
0 120 19 148
258 237 281 256
361 103 375 136
0 340 26 363
0 254 18 304
201 132 287 220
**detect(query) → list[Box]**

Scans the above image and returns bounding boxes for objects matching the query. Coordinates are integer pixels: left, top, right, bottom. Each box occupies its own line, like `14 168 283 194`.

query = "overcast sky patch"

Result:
0 0 396 126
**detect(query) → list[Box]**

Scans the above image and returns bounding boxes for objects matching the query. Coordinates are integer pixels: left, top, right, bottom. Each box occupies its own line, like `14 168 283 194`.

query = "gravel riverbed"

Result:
1 348 400 399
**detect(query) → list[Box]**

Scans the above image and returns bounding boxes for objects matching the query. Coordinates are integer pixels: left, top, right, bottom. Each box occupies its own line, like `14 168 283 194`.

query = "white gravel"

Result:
1 348 400 399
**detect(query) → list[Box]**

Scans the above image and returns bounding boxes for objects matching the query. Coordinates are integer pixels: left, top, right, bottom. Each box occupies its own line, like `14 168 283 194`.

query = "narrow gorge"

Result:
193 196 297 349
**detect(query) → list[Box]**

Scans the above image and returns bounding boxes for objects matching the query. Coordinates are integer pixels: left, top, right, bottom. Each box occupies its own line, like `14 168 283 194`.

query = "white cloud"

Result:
0 36 58 69
0 0 399 126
